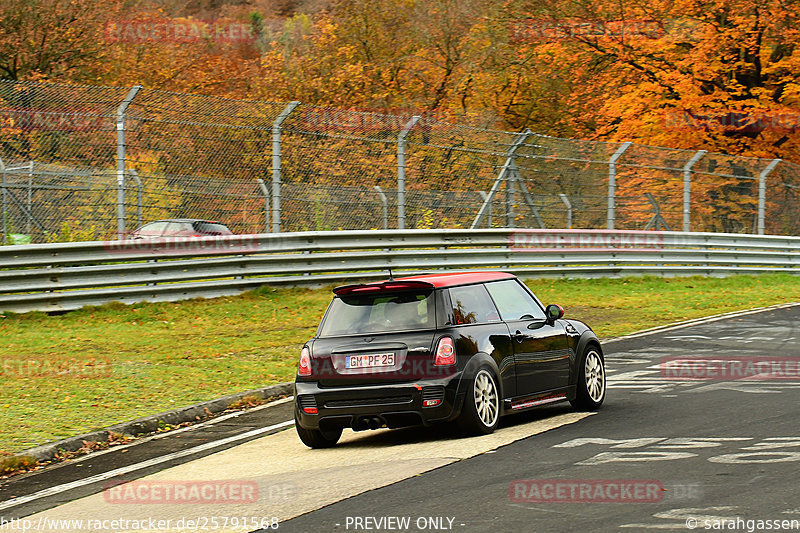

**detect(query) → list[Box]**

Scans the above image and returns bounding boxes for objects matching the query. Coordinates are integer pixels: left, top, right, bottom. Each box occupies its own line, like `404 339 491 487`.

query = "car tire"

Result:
295 415 342 448
457 366 501 435
570 346 606 411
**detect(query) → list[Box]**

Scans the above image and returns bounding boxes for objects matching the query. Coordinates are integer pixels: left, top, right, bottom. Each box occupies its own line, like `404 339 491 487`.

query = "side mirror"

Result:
545 304 564 325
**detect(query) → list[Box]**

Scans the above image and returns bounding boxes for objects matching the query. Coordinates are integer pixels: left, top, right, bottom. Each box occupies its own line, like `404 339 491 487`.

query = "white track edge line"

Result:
603 301 800 344
0 420 295 512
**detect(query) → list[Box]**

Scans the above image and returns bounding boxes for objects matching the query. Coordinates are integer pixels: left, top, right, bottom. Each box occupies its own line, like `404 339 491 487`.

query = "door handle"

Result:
513 330 525 343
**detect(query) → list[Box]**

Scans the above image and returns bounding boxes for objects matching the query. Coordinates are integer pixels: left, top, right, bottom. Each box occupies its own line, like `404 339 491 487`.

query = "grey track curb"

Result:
14 382 294 463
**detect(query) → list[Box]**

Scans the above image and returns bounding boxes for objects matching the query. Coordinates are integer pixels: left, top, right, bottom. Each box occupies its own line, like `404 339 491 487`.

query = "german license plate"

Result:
345 353 395 369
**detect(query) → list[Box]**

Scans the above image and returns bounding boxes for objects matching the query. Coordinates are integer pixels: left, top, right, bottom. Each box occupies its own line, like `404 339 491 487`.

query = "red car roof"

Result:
394 271 516 287
333 271 515 295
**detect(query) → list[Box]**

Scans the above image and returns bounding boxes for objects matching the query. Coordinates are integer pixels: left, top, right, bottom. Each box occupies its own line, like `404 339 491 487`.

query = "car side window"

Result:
448 285 501 325
138 221 168 235
485 279 546 321
166 222 193 234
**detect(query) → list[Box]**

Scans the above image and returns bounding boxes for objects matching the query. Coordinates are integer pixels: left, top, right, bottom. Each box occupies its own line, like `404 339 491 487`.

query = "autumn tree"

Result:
0 0 123 82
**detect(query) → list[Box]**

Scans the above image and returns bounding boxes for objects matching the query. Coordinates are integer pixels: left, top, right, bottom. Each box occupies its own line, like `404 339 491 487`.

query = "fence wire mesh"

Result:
1 79 799 243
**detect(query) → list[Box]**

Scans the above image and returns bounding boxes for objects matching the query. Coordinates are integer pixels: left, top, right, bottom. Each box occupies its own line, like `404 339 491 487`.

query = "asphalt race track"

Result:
3 303 800 533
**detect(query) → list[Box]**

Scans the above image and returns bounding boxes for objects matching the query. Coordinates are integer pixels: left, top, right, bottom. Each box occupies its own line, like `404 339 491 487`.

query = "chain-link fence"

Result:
1 79 799 243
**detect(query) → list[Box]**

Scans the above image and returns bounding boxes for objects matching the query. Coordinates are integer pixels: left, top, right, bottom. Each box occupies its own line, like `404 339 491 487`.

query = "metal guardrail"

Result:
1 229 799 313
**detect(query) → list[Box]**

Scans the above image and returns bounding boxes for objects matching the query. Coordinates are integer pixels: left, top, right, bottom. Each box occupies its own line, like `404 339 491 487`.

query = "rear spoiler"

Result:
333 280 435 295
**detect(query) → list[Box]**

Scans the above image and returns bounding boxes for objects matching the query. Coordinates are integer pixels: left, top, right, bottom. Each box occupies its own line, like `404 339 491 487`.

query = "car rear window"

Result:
319 290 434 336
193 222 230 235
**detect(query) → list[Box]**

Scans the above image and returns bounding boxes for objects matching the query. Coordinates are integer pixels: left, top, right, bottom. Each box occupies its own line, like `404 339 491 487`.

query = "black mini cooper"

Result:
294 271 605 448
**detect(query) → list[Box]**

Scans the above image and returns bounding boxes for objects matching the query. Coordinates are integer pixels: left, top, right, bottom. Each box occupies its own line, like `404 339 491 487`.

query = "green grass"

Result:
1 273 800 454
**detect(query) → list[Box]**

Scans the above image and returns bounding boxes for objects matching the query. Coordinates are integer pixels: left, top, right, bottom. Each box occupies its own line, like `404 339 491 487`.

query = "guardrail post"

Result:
559 194 572 229
116 85 141 240
758 158 781 235
682 150 706 232
374 186 388 230
257 178 270 233
271 101 300 233
397 116 421 229
607 142 632 230
472 129 532 229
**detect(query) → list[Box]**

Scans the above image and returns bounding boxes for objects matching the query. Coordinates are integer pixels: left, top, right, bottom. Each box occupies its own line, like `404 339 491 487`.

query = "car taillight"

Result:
434 337 455 366
298 346 311 376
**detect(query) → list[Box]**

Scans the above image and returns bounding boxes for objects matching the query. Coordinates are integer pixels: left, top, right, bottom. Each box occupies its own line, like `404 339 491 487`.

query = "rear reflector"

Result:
302 406 318 414
423 399 442 407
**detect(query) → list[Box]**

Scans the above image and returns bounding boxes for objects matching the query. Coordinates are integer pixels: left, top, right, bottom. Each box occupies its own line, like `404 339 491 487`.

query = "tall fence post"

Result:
607 142 632 230
271 101 300 233
115 85 141 240
397 115 421 229
257 178 270 233
757 158 781 235
471 129 532 229
682 150 706 232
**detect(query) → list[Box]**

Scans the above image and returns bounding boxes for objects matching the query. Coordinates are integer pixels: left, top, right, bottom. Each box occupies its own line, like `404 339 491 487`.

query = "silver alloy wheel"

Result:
584 350 605 403
473 369 499 428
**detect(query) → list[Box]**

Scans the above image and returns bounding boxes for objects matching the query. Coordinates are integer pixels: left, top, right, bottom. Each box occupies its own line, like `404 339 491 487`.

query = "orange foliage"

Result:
3 0 799 160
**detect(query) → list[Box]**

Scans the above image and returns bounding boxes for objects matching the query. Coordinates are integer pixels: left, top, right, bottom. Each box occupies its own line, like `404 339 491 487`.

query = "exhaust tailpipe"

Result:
354 416 385 431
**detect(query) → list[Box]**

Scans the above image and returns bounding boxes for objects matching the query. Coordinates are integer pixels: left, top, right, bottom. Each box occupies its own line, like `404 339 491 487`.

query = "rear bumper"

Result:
294 374 463 431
